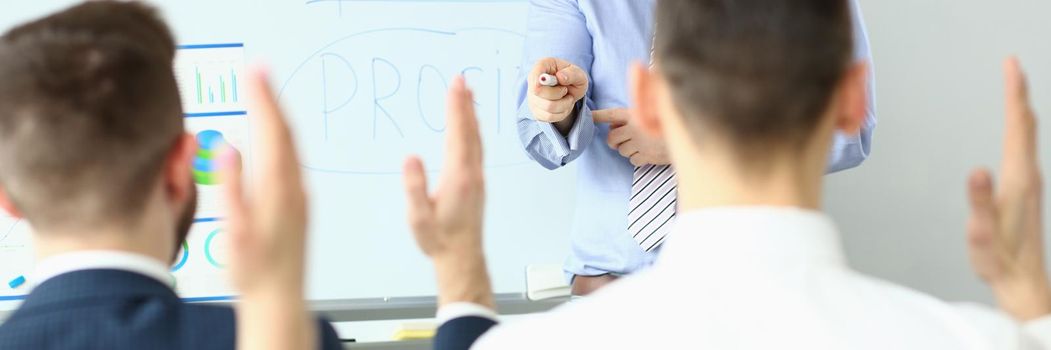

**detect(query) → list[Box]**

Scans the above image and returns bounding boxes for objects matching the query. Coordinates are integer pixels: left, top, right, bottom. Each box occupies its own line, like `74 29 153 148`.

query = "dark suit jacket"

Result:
434 316 498 350
0 269 342 350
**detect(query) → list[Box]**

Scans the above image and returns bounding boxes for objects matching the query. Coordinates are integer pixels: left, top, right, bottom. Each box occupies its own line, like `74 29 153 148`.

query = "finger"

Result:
593 109 629 127
534 85 570 100
247 65 304 189
555 65 589 98
630 154 648 167
618 141 640 159
220 147 256 275
1003 57 1038 164
466 87 483 162
531 94 576 116
538 57 563 74
529 57 562 85
968 169 997 229
607 125 632 149
403 156 434 231
221 147 249 233
446 76 483 167
555 64 587 87
966 169 1004 280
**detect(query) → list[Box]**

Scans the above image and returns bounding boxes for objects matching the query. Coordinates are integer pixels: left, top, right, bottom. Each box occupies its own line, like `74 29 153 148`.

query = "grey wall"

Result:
829 0 1051 303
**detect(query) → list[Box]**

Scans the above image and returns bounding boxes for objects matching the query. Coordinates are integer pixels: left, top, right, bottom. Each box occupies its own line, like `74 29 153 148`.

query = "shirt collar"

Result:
33 250 173 288
657 206 847 272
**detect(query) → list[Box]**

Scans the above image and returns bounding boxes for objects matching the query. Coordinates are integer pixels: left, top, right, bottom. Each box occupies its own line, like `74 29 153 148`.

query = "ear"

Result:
0 187 23 219
629 62 663 137
164 133 197 205
834 61 869 135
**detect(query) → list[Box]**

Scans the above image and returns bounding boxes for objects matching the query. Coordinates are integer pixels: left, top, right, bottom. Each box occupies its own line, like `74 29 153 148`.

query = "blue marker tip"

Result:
8 275 25 289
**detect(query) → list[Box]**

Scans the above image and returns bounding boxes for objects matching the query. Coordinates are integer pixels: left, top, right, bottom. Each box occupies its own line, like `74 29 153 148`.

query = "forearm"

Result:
552 114 576 136
237 290 316 350
434 251 495 309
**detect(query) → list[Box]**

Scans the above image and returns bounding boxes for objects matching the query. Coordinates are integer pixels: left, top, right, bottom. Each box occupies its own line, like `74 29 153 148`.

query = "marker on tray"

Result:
538 73 559 87
8 275 25 289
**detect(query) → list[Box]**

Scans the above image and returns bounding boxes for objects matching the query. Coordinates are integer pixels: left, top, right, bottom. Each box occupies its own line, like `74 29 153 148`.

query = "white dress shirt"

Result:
33 250 173 288
515 0 876 279
444 207 1051 349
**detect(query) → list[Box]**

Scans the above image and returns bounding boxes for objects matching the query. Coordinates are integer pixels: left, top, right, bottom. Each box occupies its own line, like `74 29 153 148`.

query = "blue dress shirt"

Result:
516 0 878 279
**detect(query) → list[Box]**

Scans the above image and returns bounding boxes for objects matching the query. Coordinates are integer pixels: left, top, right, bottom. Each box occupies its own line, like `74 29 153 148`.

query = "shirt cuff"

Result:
564 100 595 154
1023 315 1051 346
535 99 595 166
436 302 499 324
538 121 571 161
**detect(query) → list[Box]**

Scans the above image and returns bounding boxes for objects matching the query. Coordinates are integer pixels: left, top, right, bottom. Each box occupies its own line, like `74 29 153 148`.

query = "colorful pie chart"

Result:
192 130 233 185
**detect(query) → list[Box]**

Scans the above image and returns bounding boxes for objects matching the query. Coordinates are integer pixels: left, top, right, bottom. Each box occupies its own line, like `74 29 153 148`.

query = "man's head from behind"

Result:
632 0 867 182
0 1 197 258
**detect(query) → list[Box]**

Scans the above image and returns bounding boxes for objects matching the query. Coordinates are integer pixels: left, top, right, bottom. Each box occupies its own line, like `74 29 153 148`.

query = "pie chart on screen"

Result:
192 130 236 185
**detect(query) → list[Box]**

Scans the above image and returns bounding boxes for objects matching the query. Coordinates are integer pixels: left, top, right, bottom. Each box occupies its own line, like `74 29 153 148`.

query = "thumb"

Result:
221 146 249 233
967 168 1002 279
220 146 256 282
403 156 433 231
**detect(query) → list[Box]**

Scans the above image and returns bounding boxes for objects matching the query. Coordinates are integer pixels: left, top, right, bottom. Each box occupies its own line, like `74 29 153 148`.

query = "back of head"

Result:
0 1 182 231
654 0 854 160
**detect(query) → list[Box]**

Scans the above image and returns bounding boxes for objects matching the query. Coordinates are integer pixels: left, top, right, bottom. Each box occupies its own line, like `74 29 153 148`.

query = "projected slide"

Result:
173 43 251 300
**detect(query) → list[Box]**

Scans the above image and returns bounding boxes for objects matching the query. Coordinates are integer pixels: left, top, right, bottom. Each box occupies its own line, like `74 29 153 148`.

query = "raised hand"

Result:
966 57 1051 321
222 66 315 350
403 76 494 308
527 57 589 133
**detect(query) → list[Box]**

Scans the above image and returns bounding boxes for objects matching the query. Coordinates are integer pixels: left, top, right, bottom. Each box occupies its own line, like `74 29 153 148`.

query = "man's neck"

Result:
34 223 173 264
674 145 827 213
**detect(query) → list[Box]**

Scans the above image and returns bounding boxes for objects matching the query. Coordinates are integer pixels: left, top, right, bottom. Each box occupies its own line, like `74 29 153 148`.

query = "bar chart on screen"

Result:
175 43 247 116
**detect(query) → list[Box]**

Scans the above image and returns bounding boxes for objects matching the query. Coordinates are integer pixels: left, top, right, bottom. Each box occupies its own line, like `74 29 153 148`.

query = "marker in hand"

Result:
538 73 559 87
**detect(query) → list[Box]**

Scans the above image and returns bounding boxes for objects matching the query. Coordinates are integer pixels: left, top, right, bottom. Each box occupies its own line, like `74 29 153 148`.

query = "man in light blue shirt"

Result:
516 0 877 294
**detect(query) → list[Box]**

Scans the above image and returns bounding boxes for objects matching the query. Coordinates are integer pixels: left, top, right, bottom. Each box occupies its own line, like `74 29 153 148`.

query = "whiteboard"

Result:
0 0 576 304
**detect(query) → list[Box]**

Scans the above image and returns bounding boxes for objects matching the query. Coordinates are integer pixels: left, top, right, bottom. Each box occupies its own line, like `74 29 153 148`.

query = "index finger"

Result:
529 57 562 84
593 109 628 126
555 65 588 89
531 57 563 76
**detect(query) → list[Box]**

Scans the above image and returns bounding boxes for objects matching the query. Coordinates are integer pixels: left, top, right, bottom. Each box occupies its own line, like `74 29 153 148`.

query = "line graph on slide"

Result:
0 218 19 243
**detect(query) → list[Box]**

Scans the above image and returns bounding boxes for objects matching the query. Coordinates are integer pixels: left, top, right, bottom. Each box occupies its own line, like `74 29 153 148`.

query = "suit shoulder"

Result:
315 316 344 350
181 303 342 350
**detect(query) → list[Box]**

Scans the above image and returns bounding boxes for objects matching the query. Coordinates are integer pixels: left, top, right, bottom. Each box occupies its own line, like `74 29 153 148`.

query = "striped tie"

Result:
629 29 677 252
629 164 677 251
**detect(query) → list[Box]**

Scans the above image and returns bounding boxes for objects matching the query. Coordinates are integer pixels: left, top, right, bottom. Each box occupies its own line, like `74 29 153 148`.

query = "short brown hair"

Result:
655 0 854 156
0 1 183 230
